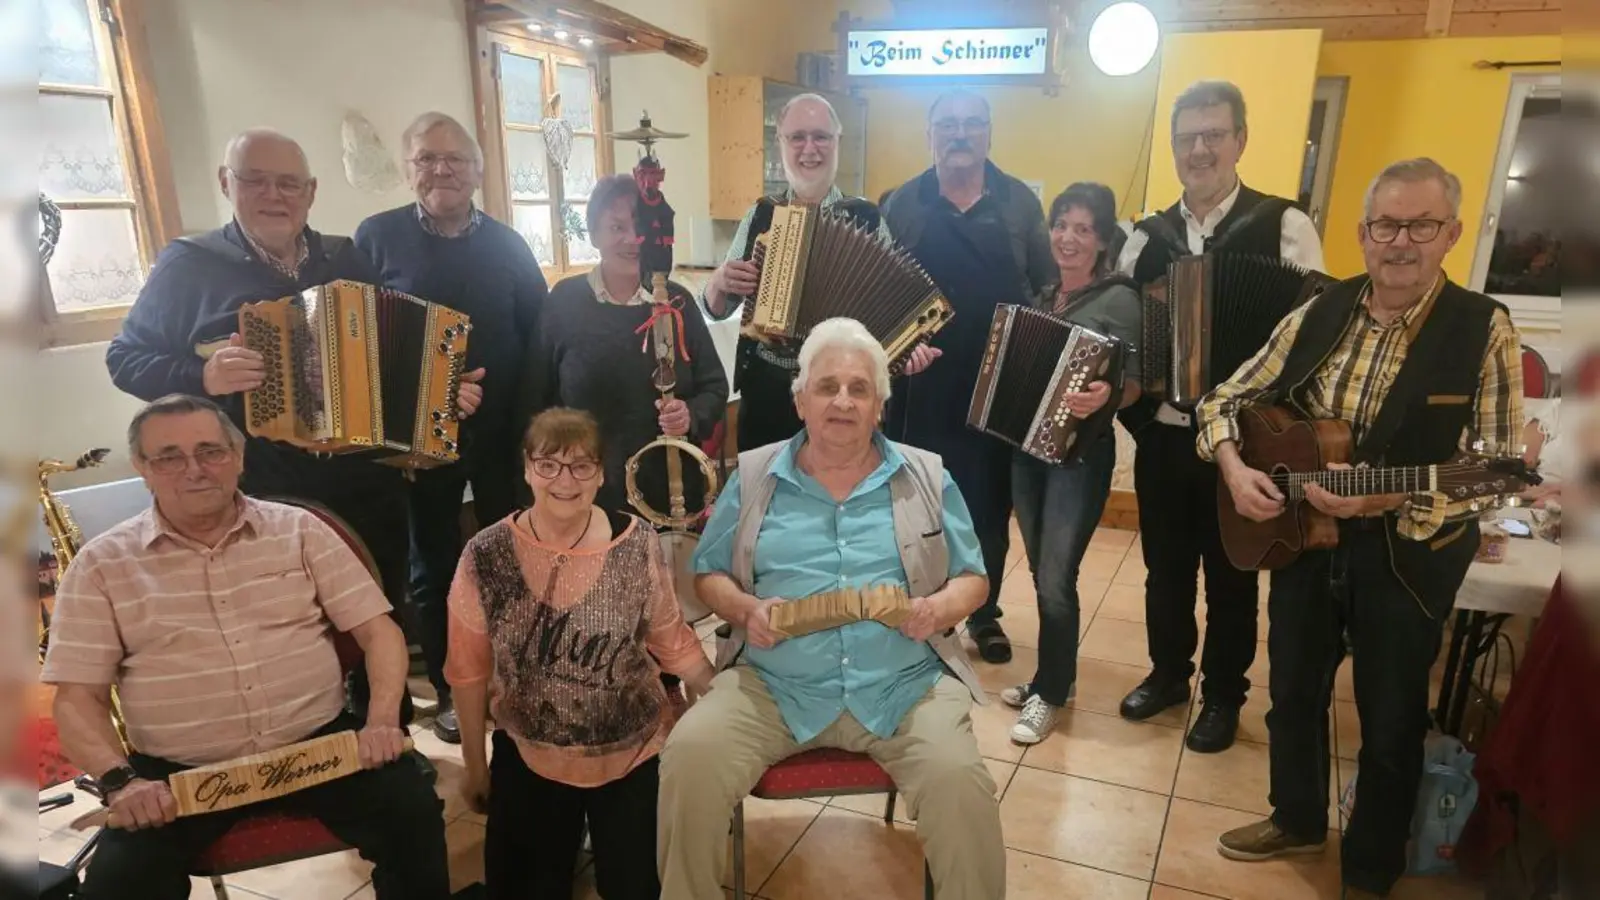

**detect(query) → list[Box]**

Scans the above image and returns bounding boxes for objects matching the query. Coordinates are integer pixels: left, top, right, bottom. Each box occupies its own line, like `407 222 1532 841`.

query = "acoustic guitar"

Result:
1218 405 1540 571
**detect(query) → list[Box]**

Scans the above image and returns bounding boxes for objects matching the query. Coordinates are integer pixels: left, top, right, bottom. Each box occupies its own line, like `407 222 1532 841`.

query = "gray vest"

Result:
716 439 987 704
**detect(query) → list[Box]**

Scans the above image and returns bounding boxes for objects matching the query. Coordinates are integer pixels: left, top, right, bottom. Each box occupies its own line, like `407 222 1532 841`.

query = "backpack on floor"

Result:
1409 734 1480 876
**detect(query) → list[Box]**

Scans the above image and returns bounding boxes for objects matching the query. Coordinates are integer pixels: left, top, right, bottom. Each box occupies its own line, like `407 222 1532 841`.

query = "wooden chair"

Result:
1522 346 1553 399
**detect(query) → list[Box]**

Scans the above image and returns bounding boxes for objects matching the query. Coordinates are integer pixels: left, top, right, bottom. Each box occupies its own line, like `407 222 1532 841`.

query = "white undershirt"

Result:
1115 180 1326 276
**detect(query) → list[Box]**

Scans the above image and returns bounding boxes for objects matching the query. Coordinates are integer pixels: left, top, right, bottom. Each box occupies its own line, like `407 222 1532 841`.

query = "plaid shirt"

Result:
416 202 484 238
1195 277 1524 541
241 228 309 280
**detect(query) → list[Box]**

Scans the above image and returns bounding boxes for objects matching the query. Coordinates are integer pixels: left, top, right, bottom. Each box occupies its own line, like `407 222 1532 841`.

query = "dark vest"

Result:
1130 183 1290 285
1265 276 1506 609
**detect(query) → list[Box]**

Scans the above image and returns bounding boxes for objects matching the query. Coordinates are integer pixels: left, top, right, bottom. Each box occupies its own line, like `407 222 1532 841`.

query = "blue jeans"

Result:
1010 435 1117 706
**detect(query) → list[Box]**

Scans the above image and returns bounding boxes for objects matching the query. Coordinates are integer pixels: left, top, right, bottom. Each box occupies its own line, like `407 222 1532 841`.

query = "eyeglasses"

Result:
228 168 311 197
1172 128 1237 151
931 117 990 136
782 130 837 149
409 153 474 172
527 457 601 481
1364 218 1453 243
144 445 236 476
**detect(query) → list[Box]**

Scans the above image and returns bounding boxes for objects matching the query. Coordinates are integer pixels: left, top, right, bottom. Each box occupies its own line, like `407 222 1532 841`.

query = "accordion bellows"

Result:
969 305 1123 465
239 280 470 469
767 585 914 640
1142 253 1334 406
745 203 953 369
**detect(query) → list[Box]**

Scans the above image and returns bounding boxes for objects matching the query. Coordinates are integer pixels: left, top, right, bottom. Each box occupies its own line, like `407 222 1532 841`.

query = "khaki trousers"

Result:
657 666 1005 900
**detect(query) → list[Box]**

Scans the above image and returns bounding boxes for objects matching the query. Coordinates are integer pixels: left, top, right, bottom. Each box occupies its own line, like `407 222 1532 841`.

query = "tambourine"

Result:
623 435 719 530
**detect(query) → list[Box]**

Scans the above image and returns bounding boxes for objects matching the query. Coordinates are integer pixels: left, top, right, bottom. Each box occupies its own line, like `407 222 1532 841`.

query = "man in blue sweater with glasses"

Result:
355 112 548 744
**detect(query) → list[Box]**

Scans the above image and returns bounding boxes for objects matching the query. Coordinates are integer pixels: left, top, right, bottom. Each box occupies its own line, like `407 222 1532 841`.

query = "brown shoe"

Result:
1216 818 1326 862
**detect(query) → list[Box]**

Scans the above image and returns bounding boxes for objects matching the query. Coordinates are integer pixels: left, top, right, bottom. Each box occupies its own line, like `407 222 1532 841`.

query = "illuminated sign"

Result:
846 27 1051 78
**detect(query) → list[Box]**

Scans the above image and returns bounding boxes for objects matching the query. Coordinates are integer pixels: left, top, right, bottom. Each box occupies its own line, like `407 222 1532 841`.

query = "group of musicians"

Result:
39 75 1524 900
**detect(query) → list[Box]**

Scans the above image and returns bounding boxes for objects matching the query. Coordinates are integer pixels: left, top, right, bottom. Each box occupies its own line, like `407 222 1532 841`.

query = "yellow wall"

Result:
1143 30 1323 212
1317 35 1561 281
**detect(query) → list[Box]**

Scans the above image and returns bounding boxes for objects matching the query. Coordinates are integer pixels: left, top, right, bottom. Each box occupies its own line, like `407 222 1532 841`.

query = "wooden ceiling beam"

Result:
1426 0 1455 34
1450 8 1563 33
1166 0 1425 18
1167 14 1428 39
487 0 708 66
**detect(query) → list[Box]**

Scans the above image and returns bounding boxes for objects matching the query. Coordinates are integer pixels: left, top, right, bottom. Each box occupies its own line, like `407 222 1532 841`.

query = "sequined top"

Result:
444 510 706 787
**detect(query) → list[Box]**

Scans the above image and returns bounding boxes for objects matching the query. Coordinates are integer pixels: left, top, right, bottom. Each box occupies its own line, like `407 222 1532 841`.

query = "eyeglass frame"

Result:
781 129 839 149
1362 217 1455 244
526 455 602 481
407 152 476 172
226 167 313 197
1171 128 1239 151
930 117 991 137
141 444 238 476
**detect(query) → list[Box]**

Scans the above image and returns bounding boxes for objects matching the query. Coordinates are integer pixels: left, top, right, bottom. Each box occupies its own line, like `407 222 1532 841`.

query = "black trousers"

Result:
409 430 521 702
1266 523 1449 894
734 351 803 452
1132 421 1259 706
79 716 450 900
485 731 660 900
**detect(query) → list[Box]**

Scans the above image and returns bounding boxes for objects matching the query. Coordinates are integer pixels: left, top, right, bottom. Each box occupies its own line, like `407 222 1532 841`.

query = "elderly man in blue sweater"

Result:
355 112 548 743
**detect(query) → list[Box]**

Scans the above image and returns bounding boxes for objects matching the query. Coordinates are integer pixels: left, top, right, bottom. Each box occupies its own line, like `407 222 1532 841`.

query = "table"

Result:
1434 514 1561 736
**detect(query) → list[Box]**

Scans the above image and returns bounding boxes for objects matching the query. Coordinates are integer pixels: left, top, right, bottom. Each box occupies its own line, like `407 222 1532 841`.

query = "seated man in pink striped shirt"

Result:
42 394 449 900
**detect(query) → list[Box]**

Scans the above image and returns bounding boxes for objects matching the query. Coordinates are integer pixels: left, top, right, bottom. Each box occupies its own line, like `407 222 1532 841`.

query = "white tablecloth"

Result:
1456 519 1560 618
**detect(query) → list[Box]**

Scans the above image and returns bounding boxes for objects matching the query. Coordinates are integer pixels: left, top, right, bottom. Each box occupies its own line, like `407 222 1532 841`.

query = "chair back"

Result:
1522 346 1553 399
264 497 373 678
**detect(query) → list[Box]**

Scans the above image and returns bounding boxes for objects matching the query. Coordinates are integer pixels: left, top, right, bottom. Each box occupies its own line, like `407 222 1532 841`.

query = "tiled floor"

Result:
37 525 1491 899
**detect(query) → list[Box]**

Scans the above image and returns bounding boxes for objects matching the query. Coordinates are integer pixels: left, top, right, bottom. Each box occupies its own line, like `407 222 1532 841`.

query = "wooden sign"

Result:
72 731 413 830
767 585 913 640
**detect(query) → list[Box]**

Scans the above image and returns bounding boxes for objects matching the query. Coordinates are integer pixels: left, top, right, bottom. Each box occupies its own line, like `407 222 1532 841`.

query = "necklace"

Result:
526 507 593 550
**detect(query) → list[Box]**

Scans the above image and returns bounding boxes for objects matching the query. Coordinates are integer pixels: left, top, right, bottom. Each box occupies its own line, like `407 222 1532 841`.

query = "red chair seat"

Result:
751 748 896 799
191 812 350 876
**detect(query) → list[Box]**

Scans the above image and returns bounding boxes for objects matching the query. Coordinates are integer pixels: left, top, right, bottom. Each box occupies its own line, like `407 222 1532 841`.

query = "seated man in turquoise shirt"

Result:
658 318 1005 900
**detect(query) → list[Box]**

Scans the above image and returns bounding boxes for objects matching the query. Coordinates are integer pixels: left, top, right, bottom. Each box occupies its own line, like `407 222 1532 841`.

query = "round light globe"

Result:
1088 2 1160 77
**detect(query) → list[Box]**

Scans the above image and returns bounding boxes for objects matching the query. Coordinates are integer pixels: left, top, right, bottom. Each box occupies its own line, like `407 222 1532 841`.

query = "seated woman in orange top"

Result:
445 407 715 900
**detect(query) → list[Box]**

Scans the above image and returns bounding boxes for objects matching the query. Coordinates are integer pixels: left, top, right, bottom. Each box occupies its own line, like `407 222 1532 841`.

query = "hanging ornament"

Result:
341 111 402 193
39 193 61 267
541 91 575 170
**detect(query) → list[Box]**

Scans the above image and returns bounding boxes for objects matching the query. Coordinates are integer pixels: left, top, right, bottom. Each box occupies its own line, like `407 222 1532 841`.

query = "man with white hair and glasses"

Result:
1196 158 1522 899
658 318 1005 900
702 93 893 452
356 111 548 744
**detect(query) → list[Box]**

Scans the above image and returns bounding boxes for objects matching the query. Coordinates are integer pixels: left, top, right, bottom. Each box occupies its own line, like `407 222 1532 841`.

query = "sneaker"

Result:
1216 818 1326 862
1009 695 1059 745
1000 684 1031 709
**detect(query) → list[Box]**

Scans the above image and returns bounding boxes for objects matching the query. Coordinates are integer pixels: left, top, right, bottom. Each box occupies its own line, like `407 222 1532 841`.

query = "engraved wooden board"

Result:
72 731 413 829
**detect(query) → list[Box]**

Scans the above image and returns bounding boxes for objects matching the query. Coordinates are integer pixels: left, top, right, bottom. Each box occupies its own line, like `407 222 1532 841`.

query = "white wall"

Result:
39 0 724 488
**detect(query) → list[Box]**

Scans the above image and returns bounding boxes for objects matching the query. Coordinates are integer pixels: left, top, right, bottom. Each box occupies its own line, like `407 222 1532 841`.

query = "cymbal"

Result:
613 124 688 142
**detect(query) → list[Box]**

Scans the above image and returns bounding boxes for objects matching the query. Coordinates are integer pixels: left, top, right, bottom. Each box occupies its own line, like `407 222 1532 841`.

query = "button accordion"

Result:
236 280 471 469
1141 253 1334 407
742 200 953 372
968 304 1124 464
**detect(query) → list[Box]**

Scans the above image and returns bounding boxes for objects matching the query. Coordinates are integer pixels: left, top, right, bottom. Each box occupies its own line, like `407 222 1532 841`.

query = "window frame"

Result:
469 29 614 283
37 0 180 348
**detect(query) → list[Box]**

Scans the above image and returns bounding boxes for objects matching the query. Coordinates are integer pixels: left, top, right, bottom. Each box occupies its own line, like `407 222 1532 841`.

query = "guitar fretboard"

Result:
1275 465 1435 499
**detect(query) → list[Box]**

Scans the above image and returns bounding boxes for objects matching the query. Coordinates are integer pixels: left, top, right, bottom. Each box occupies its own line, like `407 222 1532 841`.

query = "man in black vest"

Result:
1197 158 1523 899
1115 81 1325 752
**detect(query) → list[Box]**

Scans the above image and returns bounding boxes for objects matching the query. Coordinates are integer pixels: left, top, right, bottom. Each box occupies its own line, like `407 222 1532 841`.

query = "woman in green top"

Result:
1002 182 1145 745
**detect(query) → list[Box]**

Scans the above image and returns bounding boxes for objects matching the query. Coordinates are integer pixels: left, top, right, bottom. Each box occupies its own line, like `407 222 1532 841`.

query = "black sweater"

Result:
523 275 729 517
354 205 548 443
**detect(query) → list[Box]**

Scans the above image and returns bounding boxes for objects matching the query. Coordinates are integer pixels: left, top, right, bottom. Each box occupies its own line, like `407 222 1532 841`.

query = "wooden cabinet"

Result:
707 75 868 220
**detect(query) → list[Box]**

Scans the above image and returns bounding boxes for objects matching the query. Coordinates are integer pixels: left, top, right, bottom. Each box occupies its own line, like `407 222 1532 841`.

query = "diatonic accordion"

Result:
743 201 953 371
968 305 1124 465
237 280 470 469
1141 253 1333 407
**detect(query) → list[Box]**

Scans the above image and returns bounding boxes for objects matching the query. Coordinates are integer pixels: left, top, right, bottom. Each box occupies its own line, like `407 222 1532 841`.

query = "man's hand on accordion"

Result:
456 368 486 418
657 398 691 437
202 333 265 396
1064 381 1112 418
903 344 942 376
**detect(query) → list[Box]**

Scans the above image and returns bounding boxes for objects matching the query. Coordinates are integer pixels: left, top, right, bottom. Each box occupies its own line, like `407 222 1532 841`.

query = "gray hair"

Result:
222 127 309 174
776 93 842 135
1364 157 1463 219
401 111 483 170
792 318 892 401
1171 80 1248 136
928 90 991 125
127 394 245 460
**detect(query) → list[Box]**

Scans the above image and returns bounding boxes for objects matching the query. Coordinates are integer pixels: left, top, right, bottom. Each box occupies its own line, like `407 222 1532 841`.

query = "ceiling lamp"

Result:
553 28 570 40
1088 2 1160 77
578 35 594 46
526 23 543 33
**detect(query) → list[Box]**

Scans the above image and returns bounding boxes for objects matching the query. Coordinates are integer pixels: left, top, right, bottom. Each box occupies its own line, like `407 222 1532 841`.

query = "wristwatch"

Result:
96 765 139 802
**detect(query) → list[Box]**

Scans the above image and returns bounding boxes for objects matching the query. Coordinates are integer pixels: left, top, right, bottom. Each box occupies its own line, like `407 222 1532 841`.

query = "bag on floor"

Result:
1409 734 1480 876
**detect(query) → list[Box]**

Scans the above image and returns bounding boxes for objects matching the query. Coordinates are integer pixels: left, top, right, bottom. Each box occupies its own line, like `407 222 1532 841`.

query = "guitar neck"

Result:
1282 465 1434 499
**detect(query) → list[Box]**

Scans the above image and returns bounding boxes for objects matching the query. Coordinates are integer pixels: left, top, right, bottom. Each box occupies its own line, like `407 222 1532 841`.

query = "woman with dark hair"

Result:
1002 182 1145 745
523 173 728 520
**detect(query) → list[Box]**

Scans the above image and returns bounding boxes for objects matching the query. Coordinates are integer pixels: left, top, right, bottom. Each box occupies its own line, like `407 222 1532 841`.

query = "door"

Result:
1297 77 1348 235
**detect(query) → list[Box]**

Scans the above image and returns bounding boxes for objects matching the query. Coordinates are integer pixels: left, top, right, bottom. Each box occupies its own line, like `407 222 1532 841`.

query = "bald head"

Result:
218 127 316 253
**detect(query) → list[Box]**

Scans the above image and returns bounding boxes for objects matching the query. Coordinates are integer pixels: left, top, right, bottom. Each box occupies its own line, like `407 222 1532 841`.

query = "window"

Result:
37 0 176 344
484 36 611 275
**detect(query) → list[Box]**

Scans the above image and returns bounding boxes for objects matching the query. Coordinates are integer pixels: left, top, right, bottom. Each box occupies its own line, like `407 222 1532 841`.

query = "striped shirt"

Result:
240 228 309 281
41 496 391 766
1195 278 1524 541
416 202 484 238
